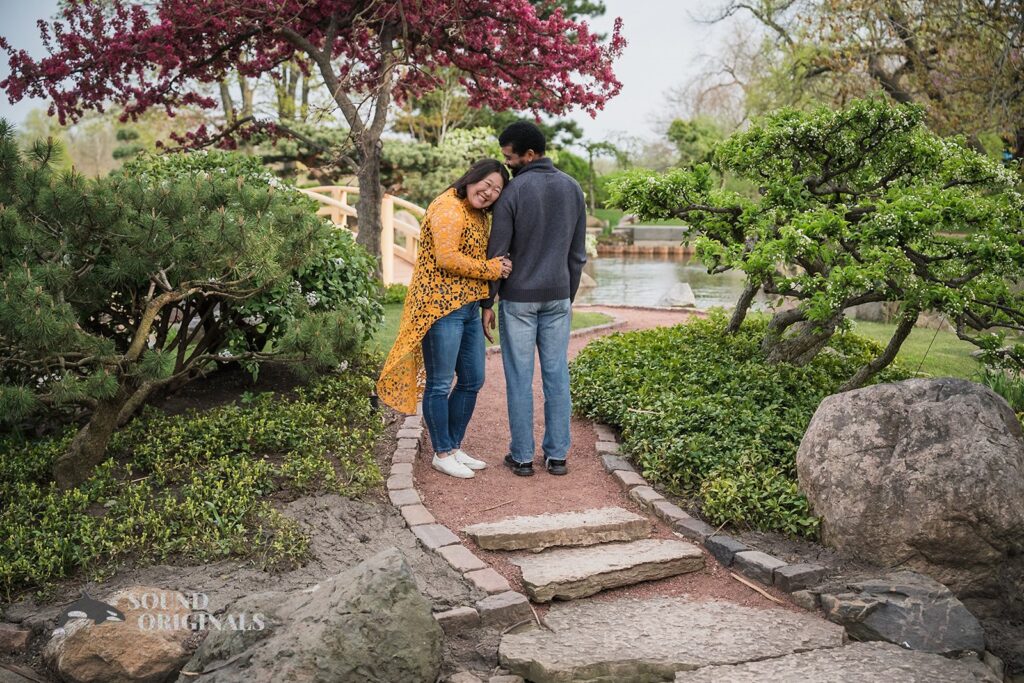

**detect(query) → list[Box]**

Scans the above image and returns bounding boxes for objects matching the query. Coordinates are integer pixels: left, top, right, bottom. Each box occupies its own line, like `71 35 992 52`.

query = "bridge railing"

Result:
299 185 424 285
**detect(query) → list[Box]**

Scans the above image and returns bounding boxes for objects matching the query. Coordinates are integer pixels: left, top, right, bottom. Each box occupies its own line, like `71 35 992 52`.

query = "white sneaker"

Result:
453 449 487 471
432 454 474 479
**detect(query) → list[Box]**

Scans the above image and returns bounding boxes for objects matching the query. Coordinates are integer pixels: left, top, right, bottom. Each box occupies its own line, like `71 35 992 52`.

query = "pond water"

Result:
576 255 771 309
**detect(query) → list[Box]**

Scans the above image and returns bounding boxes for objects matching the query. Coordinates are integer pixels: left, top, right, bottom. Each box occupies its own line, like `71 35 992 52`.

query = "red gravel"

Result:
413 305 797 612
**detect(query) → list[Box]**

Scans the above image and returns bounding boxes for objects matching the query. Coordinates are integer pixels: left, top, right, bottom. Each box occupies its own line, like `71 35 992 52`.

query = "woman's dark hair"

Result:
450 159 510 210
498 121 546 155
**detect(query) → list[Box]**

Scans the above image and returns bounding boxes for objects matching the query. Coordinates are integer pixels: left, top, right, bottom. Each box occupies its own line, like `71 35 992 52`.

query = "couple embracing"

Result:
377 122 588 480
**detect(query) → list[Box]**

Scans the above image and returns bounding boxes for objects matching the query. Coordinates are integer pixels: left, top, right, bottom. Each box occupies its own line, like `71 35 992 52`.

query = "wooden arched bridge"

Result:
298 186 424 285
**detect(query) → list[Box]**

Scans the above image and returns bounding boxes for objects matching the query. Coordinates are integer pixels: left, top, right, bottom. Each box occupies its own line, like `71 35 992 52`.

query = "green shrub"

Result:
0 369 383 600
383 283 409 304
570 311 912 537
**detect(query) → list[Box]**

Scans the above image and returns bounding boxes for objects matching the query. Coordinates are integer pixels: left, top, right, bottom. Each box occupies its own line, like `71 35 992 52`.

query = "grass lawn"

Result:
373 303 611 353
849 320 980 379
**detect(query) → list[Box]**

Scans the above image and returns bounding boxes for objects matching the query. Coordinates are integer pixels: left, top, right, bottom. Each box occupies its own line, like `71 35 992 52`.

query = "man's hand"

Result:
481 307 496 343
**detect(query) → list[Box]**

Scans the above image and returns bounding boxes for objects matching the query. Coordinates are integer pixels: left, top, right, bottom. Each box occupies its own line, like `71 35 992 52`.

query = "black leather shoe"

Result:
545 458 568 475
504 454 534 477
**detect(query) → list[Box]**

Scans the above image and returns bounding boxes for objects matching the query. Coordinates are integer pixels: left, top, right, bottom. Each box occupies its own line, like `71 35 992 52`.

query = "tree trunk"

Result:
53 391 129 489
762 308 844 366
838 310 919 392
355 140 384 277
727 279 760 333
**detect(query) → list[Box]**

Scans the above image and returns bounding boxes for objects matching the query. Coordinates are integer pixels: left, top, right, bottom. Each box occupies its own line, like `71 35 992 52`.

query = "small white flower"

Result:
305 291 320 307
332 257 344 267
338 360 349 372
218 349 232 359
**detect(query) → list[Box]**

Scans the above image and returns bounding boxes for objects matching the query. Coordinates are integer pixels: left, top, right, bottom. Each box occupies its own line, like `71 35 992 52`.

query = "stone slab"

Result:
628 485 665 509
434 607 480 634
465 568 512 595
388 488 421 507
463 507 649 552
673 517 716 542
775 563 827 593
674 641 1000 682
392 448 417 464
446 673 484 683
594 441 620 454
733 550 787 585
510 539 704 602
593 424 617 442
438 544 487 573
489 676 525 683
397 438 419 450
477 592 533 628
397 428 423 439
412 524 460 550
600 454 633 473
704 535 748 566
400 504 436 527
651 500 691 525
402 416 422 429
612 470 646 490
386 474 414 491
499 596 845 682
390 462 413 476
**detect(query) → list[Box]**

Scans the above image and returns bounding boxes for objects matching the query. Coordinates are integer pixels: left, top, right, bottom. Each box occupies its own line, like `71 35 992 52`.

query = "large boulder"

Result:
817 571 985 656
797 378 1024 618
44 586 193 683
176 547 442 683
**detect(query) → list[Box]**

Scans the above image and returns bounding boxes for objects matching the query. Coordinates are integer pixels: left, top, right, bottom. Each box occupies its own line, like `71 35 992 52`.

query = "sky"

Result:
0 0 735 142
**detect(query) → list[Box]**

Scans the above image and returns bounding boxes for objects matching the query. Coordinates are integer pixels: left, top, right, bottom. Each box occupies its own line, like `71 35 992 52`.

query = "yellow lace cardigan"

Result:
377 189 503 414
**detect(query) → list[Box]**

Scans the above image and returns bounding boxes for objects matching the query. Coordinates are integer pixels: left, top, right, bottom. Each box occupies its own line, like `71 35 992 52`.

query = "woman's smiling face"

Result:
465 172 505 210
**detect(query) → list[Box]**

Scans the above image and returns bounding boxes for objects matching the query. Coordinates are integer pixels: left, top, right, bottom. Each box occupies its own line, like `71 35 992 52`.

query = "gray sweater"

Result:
483 158 587 306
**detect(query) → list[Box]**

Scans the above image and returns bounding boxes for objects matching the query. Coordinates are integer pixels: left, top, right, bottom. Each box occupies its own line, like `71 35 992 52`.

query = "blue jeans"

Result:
498 299 572 464
421 302 486 455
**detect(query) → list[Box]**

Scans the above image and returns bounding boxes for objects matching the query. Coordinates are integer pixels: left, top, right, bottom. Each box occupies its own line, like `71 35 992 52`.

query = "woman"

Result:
377 160 512 479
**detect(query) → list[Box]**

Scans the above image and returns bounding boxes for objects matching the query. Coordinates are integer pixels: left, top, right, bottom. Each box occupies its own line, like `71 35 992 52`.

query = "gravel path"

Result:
413 305 795 611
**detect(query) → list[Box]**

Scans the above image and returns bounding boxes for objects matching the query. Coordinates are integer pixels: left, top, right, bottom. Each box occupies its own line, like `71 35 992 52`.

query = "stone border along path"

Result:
384 305 997 683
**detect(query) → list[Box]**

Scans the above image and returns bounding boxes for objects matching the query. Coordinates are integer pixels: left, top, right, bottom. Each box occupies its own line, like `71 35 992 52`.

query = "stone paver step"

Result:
463 507 650 552
499 596 845 683
509 538 703 602
674 641 1000 682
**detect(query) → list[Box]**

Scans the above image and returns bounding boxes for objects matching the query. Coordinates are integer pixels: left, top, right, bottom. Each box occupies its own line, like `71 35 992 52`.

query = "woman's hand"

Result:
499 256 513 278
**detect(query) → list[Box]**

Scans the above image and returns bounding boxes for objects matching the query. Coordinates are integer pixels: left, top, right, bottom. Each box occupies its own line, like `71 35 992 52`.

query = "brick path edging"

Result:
593 427 826 602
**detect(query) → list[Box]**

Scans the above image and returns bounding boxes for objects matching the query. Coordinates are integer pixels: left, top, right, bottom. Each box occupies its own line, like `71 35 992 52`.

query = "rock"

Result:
510 539 704 602
464 569 513 595
704 535 749 567
790 590 820 611
733 551 787 585
434 607 481 634
660 282 697 308
0 623 30 653
674 641 1000 682
477 592 533 628
499 597 845 682
45 586 193 683
0 665 44 683
797 377 1024 618
774 564 827 593
463 508 649 552
177 547 442 683
818 571 985 656
446 672 484 683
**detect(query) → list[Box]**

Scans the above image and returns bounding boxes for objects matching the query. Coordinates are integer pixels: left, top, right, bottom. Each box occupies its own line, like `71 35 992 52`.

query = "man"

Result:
481 121 588 477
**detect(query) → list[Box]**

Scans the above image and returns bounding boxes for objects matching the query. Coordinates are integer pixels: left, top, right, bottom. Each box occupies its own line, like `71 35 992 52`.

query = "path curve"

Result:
412 305 794 610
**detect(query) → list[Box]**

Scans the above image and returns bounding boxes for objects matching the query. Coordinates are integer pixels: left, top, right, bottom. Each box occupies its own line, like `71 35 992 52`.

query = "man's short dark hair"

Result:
499 121 546 156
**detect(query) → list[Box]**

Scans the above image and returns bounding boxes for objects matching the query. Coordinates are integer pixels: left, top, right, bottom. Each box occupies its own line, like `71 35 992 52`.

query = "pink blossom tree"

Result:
2 1 624 266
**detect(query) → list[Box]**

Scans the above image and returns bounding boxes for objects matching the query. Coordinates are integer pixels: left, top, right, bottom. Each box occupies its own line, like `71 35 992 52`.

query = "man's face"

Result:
501 145 538 175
